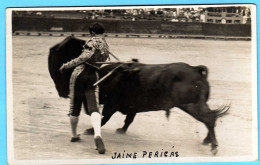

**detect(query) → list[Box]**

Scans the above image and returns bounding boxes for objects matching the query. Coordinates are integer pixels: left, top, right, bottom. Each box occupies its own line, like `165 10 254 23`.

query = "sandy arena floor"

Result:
10 36 256 162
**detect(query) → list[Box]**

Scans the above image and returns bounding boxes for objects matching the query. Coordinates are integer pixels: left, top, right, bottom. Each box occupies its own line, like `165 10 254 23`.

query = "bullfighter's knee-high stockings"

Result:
91 112 105 154
70 116 79 138
91 112 101 138
88 74 102 138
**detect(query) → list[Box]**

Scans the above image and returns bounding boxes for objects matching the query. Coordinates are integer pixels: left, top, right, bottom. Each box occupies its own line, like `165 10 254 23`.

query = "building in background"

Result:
12 6 251 24
203 7 251 24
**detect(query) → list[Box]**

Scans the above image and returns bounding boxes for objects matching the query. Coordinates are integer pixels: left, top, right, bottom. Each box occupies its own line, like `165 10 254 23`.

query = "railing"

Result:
12 31 251 41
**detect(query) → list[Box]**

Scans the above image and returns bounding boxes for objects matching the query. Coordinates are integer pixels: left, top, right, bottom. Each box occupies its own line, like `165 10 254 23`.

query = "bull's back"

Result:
119 63 209 112
137 63 208 89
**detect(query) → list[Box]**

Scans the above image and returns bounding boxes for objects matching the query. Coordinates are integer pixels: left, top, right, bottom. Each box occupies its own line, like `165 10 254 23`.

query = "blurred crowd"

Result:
13 7 251 24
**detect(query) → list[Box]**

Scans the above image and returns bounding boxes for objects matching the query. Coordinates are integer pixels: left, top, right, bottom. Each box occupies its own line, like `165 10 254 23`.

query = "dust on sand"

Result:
11 36 255 161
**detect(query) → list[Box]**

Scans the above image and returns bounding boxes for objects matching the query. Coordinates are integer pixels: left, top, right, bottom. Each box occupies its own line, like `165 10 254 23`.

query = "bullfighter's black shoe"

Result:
70 135 80 142
94 136 106 154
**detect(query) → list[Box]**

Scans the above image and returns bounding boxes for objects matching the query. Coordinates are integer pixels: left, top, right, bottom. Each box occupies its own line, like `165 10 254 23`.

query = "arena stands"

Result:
12 7 251 24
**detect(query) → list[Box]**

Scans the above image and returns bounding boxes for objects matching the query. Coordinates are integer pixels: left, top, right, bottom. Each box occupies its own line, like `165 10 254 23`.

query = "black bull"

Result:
48 37 230 154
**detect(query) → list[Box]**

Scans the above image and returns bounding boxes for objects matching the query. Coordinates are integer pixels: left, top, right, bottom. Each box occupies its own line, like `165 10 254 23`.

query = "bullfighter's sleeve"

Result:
60 41 96 70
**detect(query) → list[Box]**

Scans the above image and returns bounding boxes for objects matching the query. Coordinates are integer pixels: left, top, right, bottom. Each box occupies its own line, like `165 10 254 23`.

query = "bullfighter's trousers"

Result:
68 64 100 116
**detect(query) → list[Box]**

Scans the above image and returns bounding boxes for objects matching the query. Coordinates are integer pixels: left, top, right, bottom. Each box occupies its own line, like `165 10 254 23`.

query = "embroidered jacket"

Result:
60 36 109 70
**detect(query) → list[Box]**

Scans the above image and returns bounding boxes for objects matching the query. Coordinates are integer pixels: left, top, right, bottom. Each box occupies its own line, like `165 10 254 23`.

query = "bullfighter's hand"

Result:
59 65 65 73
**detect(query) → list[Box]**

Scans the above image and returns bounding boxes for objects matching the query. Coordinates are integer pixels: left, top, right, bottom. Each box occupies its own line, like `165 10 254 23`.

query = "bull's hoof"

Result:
84 128 94 135
211 144 218 155
211 148 218 155
94 136 106 154
116 128 126 134
202 138 211 145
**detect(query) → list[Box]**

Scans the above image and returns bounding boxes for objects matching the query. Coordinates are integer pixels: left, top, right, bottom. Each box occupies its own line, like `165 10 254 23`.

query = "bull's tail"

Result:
196 65 208 78
212 102 231 118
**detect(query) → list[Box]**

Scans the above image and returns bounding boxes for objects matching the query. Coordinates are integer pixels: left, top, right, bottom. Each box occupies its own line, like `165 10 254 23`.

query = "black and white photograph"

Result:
6 4 257 164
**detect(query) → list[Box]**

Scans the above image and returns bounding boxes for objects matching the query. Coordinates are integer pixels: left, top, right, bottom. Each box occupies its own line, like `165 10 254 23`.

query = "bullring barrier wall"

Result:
12 16 251 37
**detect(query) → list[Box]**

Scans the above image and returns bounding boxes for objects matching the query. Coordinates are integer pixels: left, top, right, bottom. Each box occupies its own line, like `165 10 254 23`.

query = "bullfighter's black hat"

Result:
89 22 105 35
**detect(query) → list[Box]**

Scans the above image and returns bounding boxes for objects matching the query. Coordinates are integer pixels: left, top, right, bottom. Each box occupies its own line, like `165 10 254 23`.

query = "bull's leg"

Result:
116 113 136 134
101 108 116 126
179 103 218 154
202 132 211 145
203 125 219 146
84 105 116 135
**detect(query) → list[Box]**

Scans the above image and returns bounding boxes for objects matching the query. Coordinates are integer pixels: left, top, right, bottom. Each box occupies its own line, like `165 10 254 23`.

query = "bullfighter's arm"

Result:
60 41 95 70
